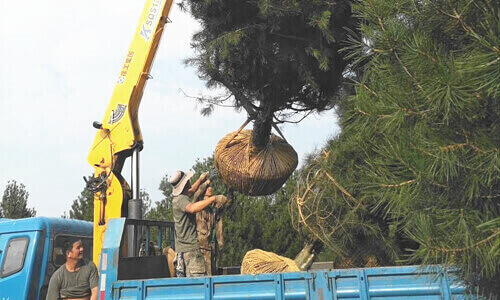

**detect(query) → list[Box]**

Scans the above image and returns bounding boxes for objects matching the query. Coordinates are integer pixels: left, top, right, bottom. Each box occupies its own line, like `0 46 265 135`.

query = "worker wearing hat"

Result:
168 170 226 277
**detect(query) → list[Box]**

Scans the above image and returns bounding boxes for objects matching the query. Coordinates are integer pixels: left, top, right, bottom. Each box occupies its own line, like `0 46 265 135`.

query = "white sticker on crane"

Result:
100 273 107 291
101 253 107 271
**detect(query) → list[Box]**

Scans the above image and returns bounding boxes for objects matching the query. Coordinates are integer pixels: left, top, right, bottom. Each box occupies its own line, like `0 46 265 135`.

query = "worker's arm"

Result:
188 173 209 195
45 269 62 300
185 196 216 214
191 180 211 202
89 261 99 300
90 287 98 300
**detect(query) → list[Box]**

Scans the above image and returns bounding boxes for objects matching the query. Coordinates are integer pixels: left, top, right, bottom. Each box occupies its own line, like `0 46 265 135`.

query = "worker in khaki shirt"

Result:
46 239 99 300
168 170 227 277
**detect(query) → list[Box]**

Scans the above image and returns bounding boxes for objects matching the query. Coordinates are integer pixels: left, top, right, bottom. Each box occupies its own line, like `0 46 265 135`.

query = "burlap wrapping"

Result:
214 129 298 196
162 247 176 277
241 249 300 274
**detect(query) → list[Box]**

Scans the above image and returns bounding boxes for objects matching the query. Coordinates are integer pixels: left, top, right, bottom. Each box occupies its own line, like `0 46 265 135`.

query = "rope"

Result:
221 118 252 150
272 123 288 143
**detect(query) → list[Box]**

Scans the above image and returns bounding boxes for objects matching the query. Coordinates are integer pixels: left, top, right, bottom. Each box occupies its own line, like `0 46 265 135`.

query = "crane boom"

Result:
87 0 174 266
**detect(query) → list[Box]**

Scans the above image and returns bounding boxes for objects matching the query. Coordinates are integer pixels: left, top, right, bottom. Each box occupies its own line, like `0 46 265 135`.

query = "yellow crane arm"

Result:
87 0 173 266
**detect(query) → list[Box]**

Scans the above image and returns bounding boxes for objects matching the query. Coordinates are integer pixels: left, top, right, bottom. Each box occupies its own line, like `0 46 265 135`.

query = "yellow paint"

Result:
88 0 174 266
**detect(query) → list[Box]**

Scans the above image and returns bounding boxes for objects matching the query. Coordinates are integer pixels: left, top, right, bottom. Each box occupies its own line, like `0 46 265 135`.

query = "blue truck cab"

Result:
0 217 92 300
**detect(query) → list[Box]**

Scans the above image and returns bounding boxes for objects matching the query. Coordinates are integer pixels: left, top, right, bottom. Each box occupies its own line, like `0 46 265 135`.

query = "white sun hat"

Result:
169 170 194 196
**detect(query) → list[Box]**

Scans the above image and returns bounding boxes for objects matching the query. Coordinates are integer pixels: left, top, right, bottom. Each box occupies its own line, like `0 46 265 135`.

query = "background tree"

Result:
146 176 174 222
67 188 93 221
140 190 152 217
67 177 152 222
148 157 307 266
292 0 499 297
220 171 307 266
181 0 358 147
1 180 36 219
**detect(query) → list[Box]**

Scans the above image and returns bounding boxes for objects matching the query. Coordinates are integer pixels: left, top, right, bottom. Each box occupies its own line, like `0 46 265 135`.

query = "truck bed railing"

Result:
124 219 175 257
114 219 176 281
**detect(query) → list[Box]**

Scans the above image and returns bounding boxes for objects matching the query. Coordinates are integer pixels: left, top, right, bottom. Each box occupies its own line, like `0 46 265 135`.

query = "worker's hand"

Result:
214 195 228 210
204 187 213 198
198 172 209 183
188 172 210 195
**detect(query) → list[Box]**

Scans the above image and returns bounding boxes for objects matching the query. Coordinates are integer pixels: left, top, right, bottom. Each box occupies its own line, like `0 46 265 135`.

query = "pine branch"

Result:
427 229 500 255
393 52 433 103
411 143 472 171
380 179 416 188
452 8 498 53
270 32 312 43
440 142 485 154
424 0 500 53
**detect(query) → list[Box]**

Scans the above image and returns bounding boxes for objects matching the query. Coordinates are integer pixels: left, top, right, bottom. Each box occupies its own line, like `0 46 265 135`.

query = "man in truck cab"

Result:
168 170 227 277
46 238 99 300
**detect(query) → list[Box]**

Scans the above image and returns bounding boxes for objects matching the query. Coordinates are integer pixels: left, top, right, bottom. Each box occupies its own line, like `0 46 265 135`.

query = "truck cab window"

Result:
0 237 29 277
52 235 93 267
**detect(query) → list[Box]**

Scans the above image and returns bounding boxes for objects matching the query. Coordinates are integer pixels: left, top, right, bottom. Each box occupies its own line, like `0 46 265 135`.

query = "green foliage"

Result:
309 10 334 41
67 177 152 222
67 188 93 221
294 0 499 296
220 171 307 266
140 190 152 217
150 157 306 266
181 0 358 146
146 178 174 222
1 180 36 219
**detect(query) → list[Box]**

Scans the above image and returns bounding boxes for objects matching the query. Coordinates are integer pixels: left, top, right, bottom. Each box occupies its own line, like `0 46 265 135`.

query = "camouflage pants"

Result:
197 209 225 276
173 249 206 277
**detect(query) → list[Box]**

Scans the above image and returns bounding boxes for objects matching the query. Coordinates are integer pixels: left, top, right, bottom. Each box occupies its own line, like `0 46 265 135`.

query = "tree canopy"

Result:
67 188 93 221
1 180 36 219
181 0 358 147
291 0 499 296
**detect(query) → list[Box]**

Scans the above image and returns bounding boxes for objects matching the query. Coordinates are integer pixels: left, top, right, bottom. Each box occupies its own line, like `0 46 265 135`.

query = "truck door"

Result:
0 231 36 300
38 234 93 299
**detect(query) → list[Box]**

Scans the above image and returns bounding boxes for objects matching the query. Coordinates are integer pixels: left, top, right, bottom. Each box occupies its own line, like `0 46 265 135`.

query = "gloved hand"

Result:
214 195 228 210
205 187 213 198
198 172 209 183
189 172 210 197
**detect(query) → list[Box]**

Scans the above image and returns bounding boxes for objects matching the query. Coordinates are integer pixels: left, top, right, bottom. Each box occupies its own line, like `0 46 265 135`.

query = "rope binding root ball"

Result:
214 120 298 196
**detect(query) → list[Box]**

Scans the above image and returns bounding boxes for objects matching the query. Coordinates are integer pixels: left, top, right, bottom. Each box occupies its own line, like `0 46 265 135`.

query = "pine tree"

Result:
67 188 93 221
180 0 358 147
1 180 36 219
292 0 499 296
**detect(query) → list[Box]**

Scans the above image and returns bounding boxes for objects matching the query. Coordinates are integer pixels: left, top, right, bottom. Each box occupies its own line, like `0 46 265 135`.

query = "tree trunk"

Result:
294 240 323 271
251 111 273 149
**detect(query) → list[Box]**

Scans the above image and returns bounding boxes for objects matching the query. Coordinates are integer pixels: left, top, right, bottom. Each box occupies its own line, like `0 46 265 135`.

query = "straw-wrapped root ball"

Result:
241 249 300 274
214 129 298 196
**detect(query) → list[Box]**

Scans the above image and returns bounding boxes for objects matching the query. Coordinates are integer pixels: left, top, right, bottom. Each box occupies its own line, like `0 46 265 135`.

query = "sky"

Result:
0 0 340 217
